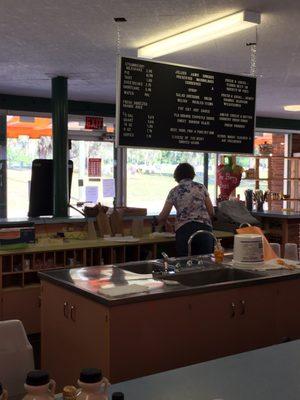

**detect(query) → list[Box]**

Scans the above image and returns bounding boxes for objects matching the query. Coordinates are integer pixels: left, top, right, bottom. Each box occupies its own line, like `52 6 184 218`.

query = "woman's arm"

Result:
205 195 215 218
157 200 173 225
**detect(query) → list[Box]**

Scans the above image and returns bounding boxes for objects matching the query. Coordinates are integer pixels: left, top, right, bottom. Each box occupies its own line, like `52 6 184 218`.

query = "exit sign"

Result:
85 116 104 130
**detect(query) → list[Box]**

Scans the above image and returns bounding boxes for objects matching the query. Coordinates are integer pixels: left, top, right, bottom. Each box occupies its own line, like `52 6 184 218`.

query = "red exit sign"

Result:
85 116 104 130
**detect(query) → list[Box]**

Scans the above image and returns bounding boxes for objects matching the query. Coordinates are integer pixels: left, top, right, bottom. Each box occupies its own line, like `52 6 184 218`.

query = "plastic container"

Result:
0 383 8 400
23 370 56 400
63 386 77 400
214 239 224 263
233 234 264 268
76 368 110 400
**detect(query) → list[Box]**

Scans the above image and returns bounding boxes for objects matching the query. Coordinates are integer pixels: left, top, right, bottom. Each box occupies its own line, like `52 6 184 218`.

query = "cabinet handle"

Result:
70 305 76 322
230 302 236 318
63 301 70 319
240 300 246 315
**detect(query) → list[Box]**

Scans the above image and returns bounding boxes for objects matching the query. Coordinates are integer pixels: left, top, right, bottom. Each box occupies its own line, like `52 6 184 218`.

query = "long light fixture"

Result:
138 10 261 59
284 105 300 112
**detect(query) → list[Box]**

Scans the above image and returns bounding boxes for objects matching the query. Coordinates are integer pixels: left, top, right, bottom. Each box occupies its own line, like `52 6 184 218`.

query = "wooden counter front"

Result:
40 271 300 390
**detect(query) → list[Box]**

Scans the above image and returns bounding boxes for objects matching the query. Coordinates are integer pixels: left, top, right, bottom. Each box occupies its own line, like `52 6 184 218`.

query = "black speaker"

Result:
28 159 73 217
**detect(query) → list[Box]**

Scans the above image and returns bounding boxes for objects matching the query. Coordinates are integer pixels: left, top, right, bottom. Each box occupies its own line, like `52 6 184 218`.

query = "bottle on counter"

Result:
112 393 124 400
76 368 110 400
0 383 8 400
23 370 56 400
214 239 224 263
63 386 78 400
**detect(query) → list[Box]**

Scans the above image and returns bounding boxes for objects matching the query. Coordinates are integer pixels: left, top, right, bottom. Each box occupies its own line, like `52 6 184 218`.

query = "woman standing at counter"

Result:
156 163 215 256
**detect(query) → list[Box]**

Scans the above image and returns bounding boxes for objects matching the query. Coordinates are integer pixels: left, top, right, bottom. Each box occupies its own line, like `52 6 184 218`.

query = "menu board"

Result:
116 57 256 154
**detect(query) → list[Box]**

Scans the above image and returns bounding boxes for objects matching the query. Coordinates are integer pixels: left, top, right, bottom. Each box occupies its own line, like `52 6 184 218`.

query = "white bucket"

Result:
233 234 264 268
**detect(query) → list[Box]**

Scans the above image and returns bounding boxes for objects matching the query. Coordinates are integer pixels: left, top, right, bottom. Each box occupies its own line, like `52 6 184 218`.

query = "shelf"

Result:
235 155 300 160
242 178 300 181
3 271 23 275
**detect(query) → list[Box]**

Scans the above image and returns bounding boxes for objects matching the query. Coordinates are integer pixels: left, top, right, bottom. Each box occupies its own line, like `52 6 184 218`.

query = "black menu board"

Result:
116 57 256 154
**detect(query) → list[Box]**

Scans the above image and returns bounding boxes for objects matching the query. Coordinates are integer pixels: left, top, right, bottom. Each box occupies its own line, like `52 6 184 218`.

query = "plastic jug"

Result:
76 368 109 400
0 383 8 400
23 370 56 400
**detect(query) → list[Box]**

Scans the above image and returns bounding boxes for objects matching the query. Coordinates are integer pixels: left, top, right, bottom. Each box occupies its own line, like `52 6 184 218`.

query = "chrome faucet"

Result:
187 230 217 257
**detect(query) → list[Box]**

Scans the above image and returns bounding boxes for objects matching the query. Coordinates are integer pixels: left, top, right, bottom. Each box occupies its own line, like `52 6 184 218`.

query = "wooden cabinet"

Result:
41 282 109 390
41 279 290 389
1 286 40 334
232 284 278 352
187 284 278 363
186 289 238 363
276 280 300 341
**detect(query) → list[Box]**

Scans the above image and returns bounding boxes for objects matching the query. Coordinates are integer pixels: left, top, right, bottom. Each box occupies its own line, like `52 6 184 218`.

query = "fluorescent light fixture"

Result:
138 10 261 59
284 105 300 112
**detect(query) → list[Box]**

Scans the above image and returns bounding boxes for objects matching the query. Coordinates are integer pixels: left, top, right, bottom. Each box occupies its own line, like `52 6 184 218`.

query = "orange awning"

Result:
7 116 52 139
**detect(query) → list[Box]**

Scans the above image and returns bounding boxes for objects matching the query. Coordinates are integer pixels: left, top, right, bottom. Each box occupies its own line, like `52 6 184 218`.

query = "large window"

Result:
6 114 115 217
4 114 290 218
69 140 114 209
126 149 217 214
7 116 52 217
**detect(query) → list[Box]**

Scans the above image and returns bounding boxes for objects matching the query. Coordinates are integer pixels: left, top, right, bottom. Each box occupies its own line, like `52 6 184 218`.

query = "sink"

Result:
156 255 221 269
117 261 157 274
117 256 231 275
169 268 264 287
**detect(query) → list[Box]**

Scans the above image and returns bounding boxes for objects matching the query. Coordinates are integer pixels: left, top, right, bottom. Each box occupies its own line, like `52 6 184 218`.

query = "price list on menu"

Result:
117 57 256 153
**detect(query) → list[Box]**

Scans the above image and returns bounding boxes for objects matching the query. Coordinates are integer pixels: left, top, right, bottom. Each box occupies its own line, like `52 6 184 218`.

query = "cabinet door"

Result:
110 296 191 382
276 279 300 341
2 287 41 334
41 282 75 389
187 288 239 363
235 283 278 352
64 289 110 385
41 281 109 391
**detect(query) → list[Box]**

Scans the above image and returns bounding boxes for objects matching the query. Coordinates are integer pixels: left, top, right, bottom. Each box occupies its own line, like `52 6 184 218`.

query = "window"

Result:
217 132 288 203
68 115 115 213
126 149 206 214
7 115 52 217
208 153 217 204
69 140 114 210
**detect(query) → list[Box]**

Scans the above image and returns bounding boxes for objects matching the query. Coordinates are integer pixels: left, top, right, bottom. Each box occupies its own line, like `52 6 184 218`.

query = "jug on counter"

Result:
23 370 56 400
76 368 110 400
0 383 8 400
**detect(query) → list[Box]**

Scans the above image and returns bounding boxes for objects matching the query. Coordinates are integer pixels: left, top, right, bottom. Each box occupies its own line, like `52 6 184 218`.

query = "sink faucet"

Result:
187 230 217 257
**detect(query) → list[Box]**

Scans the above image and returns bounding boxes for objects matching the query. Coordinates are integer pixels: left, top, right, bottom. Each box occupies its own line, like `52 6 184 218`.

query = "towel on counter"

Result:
98 284 149 297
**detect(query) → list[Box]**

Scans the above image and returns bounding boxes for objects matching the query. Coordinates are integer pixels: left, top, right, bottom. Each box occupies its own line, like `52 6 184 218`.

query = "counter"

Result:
39 262 300 307
252 210 300 248
253 210 300 219
40 259 300 389
111 340 300 400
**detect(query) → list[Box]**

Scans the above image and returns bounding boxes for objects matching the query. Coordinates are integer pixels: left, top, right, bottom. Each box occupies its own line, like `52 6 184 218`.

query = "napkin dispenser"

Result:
233 234 264 268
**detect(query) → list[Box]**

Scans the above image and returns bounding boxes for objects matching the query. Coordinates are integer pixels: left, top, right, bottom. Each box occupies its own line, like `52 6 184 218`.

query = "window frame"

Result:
1 108 299 218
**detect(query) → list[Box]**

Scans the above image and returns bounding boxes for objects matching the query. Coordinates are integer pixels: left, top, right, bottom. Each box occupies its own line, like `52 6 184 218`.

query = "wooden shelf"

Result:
242 178 300 181
3 271 23 275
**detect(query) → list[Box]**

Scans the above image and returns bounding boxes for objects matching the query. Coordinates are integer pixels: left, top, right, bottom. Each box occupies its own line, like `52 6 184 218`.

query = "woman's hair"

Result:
173 163 195 183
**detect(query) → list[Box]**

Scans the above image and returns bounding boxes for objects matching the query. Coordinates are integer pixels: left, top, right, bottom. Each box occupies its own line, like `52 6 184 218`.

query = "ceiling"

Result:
0 0 300 118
